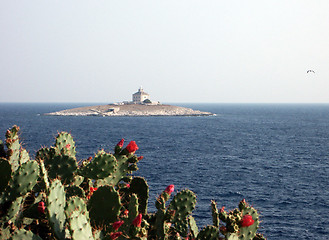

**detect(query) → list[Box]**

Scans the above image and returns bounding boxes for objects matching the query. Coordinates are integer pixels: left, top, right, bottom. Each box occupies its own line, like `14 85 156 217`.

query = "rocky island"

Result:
45 87 214 117
45 103 214 117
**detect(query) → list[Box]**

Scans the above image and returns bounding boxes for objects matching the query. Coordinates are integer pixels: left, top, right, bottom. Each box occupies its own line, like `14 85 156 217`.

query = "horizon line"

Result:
1 101 329 105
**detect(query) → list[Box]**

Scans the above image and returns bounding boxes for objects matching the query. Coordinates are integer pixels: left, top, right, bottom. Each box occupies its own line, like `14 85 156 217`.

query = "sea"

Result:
0 103 328 239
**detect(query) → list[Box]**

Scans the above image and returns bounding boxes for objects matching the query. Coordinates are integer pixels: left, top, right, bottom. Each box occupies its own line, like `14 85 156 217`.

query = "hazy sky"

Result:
1 1 329 103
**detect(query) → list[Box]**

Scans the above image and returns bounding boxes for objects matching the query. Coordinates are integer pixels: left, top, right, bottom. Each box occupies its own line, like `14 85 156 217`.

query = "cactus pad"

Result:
0 140 5 158
197 225 219 240
78 151 117 179
211 200 220 228
88 185 121 227
0 158 11 193
47 179 66 239
65 196 87 218
5 125 21 172
11 229 42 240
46 155 77 184
188 215 199 239
129 177 149 215
168 189 197 237
239 206 260 240
65 185 86 198
55 132 76 157
128 193 139 224
2 160 39 203
3 196 24 223
68 209 94 240
36 147 56 163
168 189 197 223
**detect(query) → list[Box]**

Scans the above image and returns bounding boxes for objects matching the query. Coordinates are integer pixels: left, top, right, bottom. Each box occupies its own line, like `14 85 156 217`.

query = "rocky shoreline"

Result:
45 104 214 117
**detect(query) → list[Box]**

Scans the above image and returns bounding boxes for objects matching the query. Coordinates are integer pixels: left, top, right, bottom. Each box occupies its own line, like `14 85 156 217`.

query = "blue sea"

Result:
0 103 329 239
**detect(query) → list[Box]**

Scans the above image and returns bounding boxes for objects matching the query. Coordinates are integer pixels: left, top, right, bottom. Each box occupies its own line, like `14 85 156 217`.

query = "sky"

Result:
1 0 329 103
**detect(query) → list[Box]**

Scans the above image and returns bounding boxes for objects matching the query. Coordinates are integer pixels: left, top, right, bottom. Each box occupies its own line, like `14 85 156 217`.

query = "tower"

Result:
132 87 150 103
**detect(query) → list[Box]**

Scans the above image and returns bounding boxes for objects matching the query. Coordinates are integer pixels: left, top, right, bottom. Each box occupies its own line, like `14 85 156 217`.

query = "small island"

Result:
46 87 214 117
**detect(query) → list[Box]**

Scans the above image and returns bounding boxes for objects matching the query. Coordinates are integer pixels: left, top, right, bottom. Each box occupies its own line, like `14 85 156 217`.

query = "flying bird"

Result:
307 70 315 73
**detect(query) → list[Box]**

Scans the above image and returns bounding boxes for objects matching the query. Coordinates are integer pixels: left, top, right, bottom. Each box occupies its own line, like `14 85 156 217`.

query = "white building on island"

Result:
132 86 150 103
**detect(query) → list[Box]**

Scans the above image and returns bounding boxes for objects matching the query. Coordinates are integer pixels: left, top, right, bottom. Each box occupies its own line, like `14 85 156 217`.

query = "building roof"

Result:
133 87 149 96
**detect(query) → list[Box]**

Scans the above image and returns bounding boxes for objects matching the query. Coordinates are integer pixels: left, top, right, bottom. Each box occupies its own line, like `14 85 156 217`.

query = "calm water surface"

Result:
0 103 329 239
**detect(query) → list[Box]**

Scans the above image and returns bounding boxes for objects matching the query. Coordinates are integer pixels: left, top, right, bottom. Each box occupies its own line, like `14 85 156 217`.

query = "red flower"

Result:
132 213 142 227
87 187 98 199
109 232 122 240
164 184 175 195
38 201 45 214
117 139 124 148
126 141 139 153
112 220 124 230
90 187 98 193
241 214 254 227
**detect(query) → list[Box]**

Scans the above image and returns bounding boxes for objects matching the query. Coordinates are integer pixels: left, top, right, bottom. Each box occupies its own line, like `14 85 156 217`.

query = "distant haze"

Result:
1 1 329 103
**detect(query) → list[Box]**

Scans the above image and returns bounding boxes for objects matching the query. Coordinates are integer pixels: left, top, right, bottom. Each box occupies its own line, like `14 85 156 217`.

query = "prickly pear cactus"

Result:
47 155 77 184
0 158 11 193
65 196 87 218
65 185 86 198
36 132 78 184
55 131 77 157
78 151 117 179
96 154 140 187
218 199 263 240
2 196 25 223
0 140 6 158
1 160 39 204
127 194 139 224
168 189 197 236
129 177 149 215
0 126 266 240
197 225 219 240
188 215 199 239
239 200 260 240
211 200 220 228
11 228 42 240
68 210 94 240
5 125 21 172
66 196 93 240
46 179 67 239
88 185 121 227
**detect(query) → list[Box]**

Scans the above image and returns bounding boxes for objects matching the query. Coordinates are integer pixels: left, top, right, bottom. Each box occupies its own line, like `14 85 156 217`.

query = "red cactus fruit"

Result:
117 139 124 148
112 220 124 230
126 141 139 153
65 144 71 150
132 213 142 227
137 156 144 161
38 201 45 214
220 206 225 213
220 226 227 234
241 214 254 227
123 210 129 216
87 187 98 199
164 184 175 195
6 130 11 136
109 232 122 240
